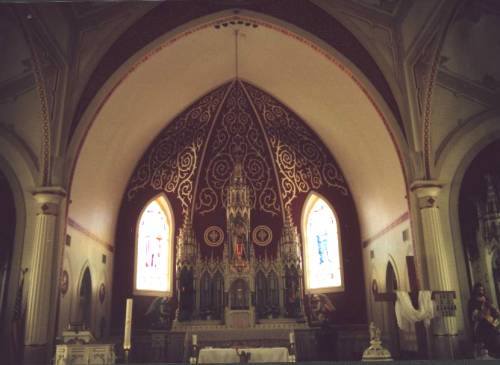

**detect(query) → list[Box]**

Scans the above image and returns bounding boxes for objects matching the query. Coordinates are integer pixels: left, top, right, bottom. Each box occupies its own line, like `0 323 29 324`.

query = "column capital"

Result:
410 180 445 209
32 186 66 204
410 180 445 198
32 186 66 215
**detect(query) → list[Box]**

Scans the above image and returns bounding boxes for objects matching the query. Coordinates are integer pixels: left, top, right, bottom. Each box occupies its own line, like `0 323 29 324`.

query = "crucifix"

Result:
372 256 456 358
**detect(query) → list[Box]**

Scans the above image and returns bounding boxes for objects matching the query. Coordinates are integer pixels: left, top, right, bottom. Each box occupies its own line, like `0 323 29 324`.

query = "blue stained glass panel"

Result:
306 198 342 290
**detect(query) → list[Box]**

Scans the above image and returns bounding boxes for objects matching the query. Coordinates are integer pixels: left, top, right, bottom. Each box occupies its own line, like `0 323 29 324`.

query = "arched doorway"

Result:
493 250 500 307
384 262 400 358
458 140 500 309
78 267 92 329
0 169 16 357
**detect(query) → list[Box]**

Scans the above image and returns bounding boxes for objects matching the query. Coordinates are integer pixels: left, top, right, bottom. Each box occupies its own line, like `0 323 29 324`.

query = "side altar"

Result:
172 161 307 335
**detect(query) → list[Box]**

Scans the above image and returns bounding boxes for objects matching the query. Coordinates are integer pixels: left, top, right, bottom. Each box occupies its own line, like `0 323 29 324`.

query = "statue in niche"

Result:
145 297 173 329
309 293 337 359
231 214 248 262
178 267 194 321
285 266 301 318
308 293 336 326
211 273 224 319
230 279 249 309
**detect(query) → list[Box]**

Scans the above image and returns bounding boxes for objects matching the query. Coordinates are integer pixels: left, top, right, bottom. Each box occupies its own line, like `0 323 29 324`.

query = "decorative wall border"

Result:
362 211 409 248
67 217 114 253
16 7 52 185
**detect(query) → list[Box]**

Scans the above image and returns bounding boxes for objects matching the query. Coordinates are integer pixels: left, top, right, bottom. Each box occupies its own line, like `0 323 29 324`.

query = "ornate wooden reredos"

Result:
112 80 367 331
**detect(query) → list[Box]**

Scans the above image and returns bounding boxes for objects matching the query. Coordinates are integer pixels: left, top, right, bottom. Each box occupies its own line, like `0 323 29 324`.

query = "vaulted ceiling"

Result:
2 0 500 251
68 11 407 246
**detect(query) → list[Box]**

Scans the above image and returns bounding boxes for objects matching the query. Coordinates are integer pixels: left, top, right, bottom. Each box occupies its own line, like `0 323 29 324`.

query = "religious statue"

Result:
230 279 249 309
178 267 194 321
309 293 335 325
369 322 381 342
231 215 248 261
285 267 301 318
361 322 392 361
468 282 500 357
237 350 251 363
145 297 173 329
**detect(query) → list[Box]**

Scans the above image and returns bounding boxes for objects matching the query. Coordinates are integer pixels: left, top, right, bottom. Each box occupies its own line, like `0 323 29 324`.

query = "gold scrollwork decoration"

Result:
127 85 228 218
243 82 348 209
195 83 280 216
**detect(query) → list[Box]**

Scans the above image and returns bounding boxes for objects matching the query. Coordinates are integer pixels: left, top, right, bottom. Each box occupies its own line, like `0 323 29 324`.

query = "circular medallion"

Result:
60 270 69 295
204 226 224 247
252 225 273 246
99 283 106 304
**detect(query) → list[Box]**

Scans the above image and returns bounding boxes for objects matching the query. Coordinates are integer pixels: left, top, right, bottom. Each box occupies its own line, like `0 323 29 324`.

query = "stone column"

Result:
411 181 458 358
24 187 66 363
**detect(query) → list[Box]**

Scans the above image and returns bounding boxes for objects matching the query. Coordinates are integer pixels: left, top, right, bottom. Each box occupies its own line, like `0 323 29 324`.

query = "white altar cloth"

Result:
55 343 115 365
198 347 289 363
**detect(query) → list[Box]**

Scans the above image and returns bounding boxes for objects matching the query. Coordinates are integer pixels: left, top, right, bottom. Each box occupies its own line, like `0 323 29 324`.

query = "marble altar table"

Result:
198 347 290 363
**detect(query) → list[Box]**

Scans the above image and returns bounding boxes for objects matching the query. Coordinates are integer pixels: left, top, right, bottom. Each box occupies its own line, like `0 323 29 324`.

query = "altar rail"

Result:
100 361 495 365
120 325 370 363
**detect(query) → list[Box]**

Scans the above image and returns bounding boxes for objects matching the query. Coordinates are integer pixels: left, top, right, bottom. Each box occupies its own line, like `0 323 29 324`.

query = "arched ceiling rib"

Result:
68 2 403 144
69 13 407 247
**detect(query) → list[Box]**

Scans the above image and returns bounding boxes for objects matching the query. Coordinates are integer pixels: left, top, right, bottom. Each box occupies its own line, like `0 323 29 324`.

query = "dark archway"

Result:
493 250 500 307
459 140 500 308
0 169 16 359
79 267 92 329
384 262 400 358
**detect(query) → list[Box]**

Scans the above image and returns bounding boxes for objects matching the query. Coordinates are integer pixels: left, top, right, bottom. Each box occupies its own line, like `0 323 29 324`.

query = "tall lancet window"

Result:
134 195 174 296
302 193 344 293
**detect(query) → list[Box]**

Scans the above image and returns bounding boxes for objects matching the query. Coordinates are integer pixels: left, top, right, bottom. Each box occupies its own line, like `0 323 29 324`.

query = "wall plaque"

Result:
204 226 224 247
252 225 272 246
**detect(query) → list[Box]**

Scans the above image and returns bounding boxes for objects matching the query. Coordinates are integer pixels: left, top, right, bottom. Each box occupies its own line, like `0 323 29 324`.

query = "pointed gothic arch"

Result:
134 194 174 296
77 265 92 328
301 192 344 293
384 261 400 358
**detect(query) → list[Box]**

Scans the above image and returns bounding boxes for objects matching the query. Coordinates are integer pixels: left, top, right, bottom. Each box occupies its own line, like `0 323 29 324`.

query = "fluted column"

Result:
411 181 457 358
24 187 65 349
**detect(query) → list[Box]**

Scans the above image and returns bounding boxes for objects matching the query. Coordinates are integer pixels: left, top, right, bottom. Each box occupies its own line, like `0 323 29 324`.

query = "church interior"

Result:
1 1 500 364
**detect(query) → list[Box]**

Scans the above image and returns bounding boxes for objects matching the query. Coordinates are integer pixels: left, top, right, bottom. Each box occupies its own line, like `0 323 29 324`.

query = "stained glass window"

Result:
135 197 173 295
303 194 343 292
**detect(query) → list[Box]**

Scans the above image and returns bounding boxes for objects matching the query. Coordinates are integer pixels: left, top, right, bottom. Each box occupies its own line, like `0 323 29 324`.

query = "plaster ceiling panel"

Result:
0 88 42 159
37 4 72 59
441 13 500 87
72 14 132 105
70 27 235 243
70 19 407 245
70 5 155 112
0 11 32 83
351 0 401 15
401 0 439 52
70 2 115 19
333 15 396 74
431 84 485 160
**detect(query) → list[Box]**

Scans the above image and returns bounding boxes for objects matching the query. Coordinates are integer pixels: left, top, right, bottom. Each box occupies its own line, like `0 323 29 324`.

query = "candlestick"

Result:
123 298 133 350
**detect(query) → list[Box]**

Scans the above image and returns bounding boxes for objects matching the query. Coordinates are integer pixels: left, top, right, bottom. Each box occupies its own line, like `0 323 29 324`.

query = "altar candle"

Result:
289 331 295 344
192 334 197 346
123 298 133 350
